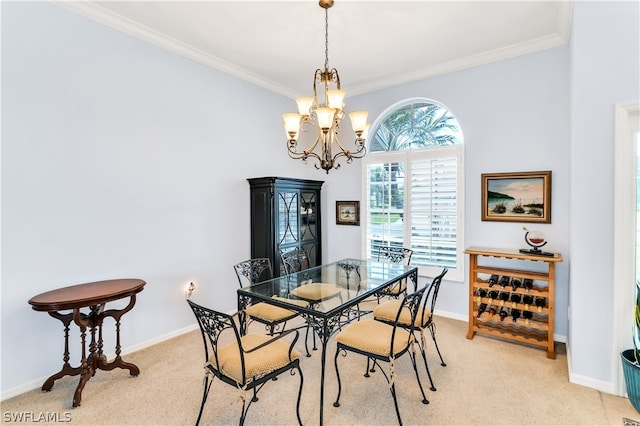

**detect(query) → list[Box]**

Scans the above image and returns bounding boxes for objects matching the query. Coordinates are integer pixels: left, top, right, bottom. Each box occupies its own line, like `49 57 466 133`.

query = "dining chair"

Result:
332 284 430 425
187 299 304 426
280 247 343 353
280 247 343 308
375 246 414 301
372 268 448 391
233 258 308 336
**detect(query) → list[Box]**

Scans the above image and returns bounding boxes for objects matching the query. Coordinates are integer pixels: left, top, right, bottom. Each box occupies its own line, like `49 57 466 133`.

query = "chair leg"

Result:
295 363 304 426
333 348 343 407
418 330 436 391
389 381 403 426
196 374 213 426
368 356 376 374
429 323 446 367
408 348 429 405
238 396 248 426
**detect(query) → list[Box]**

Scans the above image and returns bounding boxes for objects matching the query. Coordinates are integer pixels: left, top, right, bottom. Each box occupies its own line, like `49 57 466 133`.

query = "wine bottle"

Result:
477 303 487 317
511 277 522 290
488 274 499 287
499 291 509 306
488 290 499 302
499 276 510 288
522 310 533 325
476 288 487 302
488 305 498 319
535 297 546 312
522 295 534 309
523 278 534 291
511 309 521 322
510 293 521 307
499 307 508 321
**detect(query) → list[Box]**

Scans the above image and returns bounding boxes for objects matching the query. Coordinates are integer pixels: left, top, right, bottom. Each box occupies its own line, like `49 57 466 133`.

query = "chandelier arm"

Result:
287 142 322 160
313 69 323 107
297 120 323 154
287 143 322 162
330 68 341 90
331 132 366 158
331 145 367 162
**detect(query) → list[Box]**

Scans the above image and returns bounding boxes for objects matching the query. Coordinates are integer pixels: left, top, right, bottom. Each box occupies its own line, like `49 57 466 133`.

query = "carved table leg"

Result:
98 295 140 376
72 307 94 407
41 311 83 391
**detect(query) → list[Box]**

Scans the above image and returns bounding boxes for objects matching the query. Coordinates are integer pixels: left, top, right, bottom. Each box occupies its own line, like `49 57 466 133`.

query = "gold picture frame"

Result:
336 201 360 226
481 171 551 223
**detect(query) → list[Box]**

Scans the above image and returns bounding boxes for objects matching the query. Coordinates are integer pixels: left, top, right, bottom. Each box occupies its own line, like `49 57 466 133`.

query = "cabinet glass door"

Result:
300 191 318 241
277 191 299 245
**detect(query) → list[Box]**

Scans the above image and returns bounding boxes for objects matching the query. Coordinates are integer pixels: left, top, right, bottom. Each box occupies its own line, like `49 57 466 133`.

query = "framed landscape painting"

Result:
481 171 551 223
336 201 360 226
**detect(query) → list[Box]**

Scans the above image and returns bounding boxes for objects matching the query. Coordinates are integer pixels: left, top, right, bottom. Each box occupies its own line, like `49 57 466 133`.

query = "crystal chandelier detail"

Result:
282 0 370 173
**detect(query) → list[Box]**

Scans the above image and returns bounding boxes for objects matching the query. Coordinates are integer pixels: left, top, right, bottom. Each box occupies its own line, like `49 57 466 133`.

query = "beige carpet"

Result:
2 311 638 425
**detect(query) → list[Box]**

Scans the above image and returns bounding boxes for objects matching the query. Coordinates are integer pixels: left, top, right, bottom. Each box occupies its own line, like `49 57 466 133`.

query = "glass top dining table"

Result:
237 258 418 425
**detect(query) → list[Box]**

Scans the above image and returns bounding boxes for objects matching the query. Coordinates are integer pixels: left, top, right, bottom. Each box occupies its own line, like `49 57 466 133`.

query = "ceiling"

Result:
54 1 573 99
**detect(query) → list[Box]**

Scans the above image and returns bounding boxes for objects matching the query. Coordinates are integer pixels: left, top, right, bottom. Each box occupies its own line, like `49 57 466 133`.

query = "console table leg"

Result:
99 295 140 376
72 307 96 407
42 311 82 392
98 318 140 376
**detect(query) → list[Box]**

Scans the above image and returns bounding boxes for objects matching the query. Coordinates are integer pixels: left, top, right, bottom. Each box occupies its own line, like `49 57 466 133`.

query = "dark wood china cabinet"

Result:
248 177 323 277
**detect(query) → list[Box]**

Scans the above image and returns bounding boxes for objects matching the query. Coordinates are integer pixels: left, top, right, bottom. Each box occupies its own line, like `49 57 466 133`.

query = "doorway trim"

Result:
614 102 640 396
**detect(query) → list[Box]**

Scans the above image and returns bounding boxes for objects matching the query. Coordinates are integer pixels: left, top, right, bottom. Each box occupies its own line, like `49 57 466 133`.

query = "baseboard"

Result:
567 342 617 394
434 309 467 322
0 323 198 402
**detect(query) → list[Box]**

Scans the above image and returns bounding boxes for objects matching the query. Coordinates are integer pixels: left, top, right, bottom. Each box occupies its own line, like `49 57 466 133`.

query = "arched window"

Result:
362 99 465 281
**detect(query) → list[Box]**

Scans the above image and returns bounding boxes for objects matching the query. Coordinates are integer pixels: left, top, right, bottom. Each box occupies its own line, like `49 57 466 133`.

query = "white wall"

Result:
351 46 571 333
0 1 323 396
568 0 640 390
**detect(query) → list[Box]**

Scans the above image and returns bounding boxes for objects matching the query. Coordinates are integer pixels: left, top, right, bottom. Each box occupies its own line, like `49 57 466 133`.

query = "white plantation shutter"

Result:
363 146 464 281
409 147 463 278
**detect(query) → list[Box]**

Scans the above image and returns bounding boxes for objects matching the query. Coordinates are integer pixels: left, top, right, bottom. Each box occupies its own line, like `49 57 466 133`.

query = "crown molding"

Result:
52 1 300 98
352 1 573 96
349 32 569 96
53 1 573 100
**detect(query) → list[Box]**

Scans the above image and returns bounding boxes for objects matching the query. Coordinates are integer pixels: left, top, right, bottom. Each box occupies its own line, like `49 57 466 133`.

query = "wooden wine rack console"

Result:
465 246 563 359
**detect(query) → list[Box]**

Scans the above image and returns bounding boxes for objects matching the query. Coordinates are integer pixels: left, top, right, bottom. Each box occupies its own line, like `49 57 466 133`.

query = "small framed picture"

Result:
481 170 552 223
336 201 360 226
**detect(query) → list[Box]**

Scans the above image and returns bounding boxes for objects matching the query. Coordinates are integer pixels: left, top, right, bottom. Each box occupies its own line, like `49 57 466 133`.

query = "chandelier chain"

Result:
324 8 329 70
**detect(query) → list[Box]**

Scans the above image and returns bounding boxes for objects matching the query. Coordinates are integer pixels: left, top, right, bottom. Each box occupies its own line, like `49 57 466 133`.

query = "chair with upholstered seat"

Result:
373 268 448 391
280 247 343 308
332 284 430 425
187 299 304 426
280 247 343 353
234 258 309 336
375 246 414 300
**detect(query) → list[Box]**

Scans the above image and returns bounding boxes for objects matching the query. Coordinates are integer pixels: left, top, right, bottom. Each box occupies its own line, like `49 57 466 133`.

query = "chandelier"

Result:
282 0 370 173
